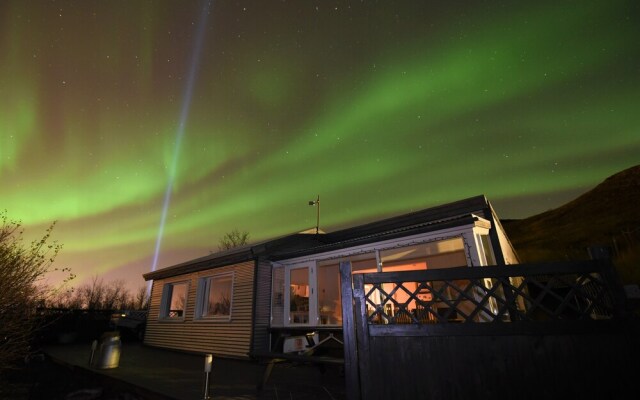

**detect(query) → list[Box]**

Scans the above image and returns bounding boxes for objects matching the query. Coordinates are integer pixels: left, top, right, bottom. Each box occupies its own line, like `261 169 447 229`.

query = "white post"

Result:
203 353 213 399
88 339 98 367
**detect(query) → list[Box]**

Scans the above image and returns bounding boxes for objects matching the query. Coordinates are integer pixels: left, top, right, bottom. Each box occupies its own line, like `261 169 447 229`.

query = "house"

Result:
142 195 519 358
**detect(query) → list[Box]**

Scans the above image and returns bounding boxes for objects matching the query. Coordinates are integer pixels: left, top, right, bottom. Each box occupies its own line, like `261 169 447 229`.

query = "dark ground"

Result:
0 310 345 400
1 353 146 400
0 345 346 400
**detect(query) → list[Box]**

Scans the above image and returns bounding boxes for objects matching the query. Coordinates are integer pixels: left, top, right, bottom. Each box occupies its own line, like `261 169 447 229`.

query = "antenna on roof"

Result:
308 195 320 234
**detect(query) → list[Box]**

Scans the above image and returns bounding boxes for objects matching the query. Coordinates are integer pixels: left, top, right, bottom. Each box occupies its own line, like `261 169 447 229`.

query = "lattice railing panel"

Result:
361 263 619 325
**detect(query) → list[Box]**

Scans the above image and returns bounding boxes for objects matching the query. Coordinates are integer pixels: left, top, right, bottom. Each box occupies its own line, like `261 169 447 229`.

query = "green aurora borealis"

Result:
1 0 639 290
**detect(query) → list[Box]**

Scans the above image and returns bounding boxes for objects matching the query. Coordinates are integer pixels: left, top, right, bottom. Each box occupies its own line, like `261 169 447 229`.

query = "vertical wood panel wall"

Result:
144 261 255 358
362 333 638 400
250 258 272 354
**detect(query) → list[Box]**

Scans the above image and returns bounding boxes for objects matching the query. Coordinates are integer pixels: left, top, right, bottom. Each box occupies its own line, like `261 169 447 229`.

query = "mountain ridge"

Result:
502 164 640 283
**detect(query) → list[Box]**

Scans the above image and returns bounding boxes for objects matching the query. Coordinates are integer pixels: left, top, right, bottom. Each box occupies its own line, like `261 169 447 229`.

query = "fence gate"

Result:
339 259 638 400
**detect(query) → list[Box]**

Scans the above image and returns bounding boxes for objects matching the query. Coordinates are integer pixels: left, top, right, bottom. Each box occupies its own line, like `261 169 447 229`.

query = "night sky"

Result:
1 0 638 292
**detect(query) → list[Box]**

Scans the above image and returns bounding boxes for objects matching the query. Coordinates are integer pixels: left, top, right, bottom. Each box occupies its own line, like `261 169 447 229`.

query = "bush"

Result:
0 211 73 371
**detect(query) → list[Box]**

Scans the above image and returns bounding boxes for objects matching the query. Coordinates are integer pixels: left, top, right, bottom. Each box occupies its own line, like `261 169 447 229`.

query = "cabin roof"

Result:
143 195 495 281
271 213 489 261
142 231 325 281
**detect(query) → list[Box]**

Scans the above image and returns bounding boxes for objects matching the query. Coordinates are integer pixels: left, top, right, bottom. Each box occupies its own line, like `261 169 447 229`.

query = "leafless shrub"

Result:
53 277 149 311
217 229 249 251
0 211 74 371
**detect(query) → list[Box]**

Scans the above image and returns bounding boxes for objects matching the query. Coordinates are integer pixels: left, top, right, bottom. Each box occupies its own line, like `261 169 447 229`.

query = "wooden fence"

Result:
35 308 148 344
339 259 639 400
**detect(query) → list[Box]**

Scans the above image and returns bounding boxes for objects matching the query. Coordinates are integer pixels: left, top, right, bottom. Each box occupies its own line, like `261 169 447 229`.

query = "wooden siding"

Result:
144 261 255 358
250 258 272 354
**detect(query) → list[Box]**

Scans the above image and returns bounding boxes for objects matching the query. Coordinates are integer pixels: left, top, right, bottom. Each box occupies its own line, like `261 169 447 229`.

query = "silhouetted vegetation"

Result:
47 276 150 311
1 210 151 383
0 211 74 372
38 278 151 345
216 228 250 251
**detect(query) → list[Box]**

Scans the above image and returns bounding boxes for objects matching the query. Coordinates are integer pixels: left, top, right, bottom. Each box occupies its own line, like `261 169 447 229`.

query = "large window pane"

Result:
347 256 378 318
380 237 465 270
289 267 309 324
160 282 188 319
317 264 341 325
378 238 467 320
196 274 233 319
480 235 496 265
351 258 378 274
205 275 232 317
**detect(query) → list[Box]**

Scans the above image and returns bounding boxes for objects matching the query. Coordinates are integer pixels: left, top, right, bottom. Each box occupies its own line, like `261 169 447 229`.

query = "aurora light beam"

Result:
1 0 637 293
150 0 212 276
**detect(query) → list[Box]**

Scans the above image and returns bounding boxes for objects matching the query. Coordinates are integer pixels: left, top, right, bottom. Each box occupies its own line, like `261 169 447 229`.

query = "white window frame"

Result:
271 221 491 328
278 223 484 267
270 265 285 327
159 280 190 321
195 272 234 321
284 262 317 326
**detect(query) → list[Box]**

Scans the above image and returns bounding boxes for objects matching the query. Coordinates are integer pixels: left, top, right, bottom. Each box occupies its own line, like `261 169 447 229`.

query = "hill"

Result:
502 164 640 284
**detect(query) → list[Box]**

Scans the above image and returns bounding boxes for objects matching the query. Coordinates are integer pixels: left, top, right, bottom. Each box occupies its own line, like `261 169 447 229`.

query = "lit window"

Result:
196 273 234 319
376 238 469 322
380 237 466 271
479 235 496 265
289 267 310 324
317 264 342 325
160 282 188 319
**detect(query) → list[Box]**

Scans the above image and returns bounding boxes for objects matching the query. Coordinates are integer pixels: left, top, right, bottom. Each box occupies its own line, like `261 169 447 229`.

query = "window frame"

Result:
270 222 491 328
270 266 285 327
316 262 343 326
159 280 190 321
284 262 316 326
195 272 235 321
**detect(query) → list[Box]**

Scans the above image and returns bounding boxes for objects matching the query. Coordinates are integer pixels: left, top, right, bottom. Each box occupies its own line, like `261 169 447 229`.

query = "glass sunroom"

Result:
269 218 498 329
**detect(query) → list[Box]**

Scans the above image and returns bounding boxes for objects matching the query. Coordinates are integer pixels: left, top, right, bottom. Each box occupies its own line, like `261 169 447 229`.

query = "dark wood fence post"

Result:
340 261 360 400
500 276 520 322
595 258 629 320
352 273 372 400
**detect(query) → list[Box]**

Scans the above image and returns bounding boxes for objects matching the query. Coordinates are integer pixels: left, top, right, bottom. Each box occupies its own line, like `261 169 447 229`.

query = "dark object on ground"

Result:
109 311 147 342
92 331 122 369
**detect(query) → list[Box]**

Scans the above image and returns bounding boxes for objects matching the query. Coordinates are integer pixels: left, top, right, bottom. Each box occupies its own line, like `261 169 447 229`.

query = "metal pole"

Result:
88 339 98 367
316 195 320 234
308 195 320 234
203 354 213 399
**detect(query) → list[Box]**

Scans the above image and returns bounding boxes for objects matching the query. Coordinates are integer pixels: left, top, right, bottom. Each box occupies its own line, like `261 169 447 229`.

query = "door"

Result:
285 263 316 325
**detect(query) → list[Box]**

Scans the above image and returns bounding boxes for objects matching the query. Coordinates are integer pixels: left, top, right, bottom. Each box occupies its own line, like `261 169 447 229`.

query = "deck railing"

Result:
340 259 636 400
351 259 628 336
